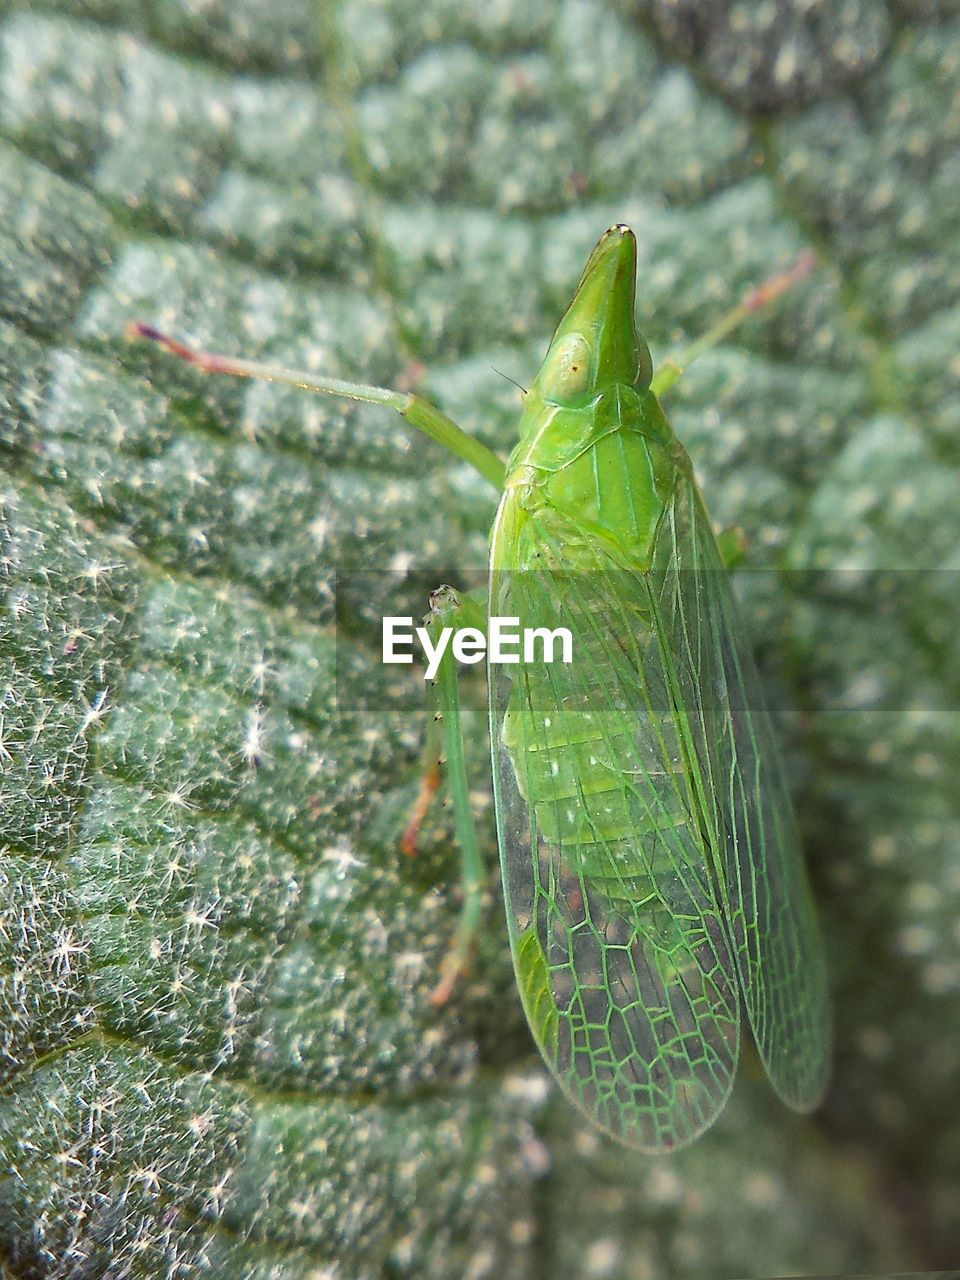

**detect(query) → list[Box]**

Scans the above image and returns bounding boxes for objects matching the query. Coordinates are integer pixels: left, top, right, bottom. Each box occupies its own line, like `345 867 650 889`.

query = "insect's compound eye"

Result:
539 333 593 404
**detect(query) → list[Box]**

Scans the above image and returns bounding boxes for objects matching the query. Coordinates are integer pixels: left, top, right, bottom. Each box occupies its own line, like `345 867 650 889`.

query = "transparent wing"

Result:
666 478 831 1110
489 508 740 1153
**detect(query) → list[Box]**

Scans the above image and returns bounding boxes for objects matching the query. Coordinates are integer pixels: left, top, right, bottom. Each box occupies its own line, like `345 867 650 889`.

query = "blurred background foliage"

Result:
1 1 959 1277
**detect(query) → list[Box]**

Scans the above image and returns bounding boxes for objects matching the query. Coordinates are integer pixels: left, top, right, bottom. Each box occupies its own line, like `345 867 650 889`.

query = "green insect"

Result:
131 225 830 1152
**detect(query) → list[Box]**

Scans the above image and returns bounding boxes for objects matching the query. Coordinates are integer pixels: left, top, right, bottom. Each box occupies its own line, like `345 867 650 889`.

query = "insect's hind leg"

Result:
431 587 489 1004
400 586 488 855
403 585 489 1005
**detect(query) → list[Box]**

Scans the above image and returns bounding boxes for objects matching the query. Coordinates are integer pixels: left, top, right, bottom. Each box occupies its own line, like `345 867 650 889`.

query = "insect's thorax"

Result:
496 383 688 573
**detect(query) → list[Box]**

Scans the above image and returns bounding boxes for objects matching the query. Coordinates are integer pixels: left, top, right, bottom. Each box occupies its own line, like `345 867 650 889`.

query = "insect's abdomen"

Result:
499 600 703 911
492 581 736 1152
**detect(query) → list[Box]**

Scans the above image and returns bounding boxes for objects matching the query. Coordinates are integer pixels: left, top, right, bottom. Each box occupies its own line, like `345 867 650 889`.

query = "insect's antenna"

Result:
491 367 528 396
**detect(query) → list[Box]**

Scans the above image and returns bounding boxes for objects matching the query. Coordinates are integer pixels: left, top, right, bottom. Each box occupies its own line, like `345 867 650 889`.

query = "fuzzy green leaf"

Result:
2 3 958 1277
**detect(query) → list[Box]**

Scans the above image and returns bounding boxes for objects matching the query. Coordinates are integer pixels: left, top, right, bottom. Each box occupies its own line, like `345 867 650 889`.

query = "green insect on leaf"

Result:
129 225 830 1153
